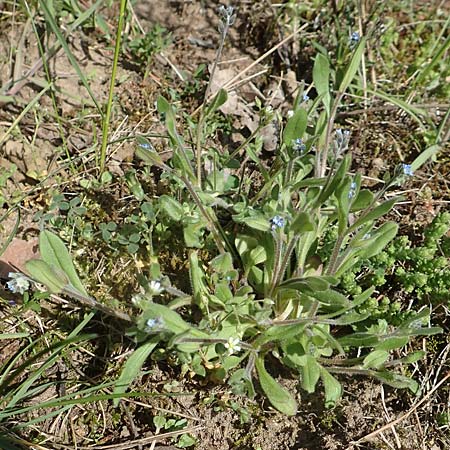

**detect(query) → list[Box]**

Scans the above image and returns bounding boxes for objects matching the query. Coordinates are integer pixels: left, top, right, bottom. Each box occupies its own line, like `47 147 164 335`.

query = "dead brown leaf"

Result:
0 237 39 278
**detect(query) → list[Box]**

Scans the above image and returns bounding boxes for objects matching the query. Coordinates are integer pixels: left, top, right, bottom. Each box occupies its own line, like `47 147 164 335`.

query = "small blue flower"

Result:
270 215 285 230
336 128 350 148
336 128 350 139
139 142 152 150
409 319 423 329
302 93 310 102
402 164 413 177
292 138 306 154
348 181 357 199
145 317 165 333
218 5 236 29
350 31 360 44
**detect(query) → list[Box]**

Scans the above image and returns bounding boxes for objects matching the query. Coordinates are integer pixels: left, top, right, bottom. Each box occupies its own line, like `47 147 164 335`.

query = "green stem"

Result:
181 175 226 254
195 10 232 187
269 232 284 299
196 114 205 187
317 91 344 178
269 236 299 300
325 233 346 276
99 0 127 175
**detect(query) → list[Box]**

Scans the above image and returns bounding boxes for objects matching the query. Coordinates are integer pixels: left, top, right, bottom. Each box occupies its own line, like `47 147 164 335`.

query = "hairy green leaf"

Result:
290 211 315 233
313 53 331 114
283 108 308 146
356 222 399 259
39 231 87 295
160 195 183 221
255 357 297 415
136 136 165 168
338 38 366 94
25 259 67 294
363 350 389 369
279 276 336 293
350 189 374 212
205 89 228 117
371 370 419 393
320 367 342 408
300 355 321 393
349 197 400 233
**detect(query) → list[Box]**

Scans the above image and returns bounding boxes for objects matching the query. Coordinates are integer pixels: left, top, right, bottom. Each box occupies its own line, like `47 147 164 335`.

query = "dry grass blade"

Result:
351 372 450 446
42 425 204 450
221 28 306 92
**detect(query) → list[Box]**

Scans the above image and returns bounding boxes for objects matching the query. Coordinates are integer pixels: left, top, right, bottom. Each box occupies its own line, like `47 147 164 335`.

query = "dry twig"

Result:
350 372 450 446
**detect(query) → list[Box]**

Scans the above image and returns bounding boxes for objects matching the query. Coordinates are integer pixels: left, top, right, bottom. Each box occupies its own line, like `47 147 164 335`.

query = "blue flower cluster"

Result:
270 215 285 230
335 128 350 150
350 31 360 45
7 272 30 294
402 164 413 177
292 138 306 154
348 181 357 199
145 316 165 333
139 142 152 150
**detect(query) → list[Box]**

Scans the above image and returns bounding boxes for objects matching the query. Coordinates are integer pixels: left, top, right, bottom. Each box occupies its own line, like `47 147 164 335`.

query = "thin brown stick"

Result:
222 28 306 91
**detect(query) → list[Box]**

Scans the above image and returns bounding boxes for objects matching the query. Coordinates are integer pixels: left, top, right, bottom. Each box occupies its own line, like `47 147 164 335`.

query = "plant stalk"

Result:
99 0 127 175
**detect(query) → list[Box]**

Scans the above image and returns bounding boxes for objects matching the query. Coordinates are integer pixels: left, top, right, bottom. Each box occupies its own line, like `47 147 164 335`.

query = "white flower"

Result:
224 337 241 355
7 272 30 294
131 292 145 307
148 280 163 295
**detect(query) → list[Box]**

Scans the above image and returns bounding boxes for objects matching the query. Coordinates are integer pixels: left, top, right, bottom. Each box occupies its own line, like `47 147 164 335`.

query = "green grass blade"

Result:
363 87 428 129
4 333 97 411
0 83 51 148
411 144 441 171
113 337 159 406
99 0 128 174
1 314 94 410
338 38 366 94
0 337 41 390
414 19 450 87
0 333 29 340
